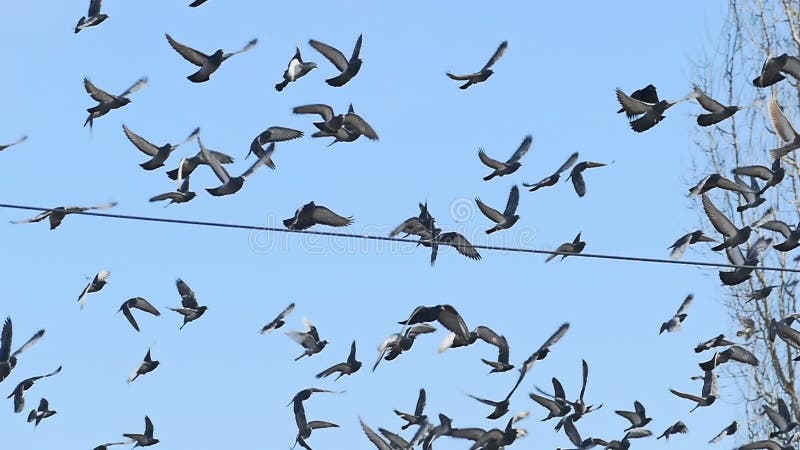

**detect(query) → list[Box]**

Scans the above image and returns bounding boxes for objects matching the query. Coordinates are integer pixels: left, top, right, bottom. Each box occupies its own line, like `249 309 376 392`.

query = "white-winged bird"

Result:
260 303 295 334
75 0 108 33
77 270 111 309
709 420 737 444
286 318 329 361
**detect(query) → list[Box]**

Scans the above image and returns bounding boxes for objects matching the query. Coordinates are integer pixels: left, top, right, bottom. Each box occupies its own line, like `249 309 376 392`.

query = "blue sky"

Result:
0 1 761 449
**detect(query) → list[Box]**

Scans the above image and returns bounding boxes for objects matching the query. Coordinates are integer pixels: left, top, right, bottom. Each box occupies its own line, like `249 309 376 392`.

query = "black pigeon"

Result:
201 138 274 197
84 77 147 129
692 85 740 126
316 340 361 380
614 401 652 431
26 398 56 427
561 414 608 450
530 378 571 421
92 442 131 450
12 203 117 230
709 420 737 443
390 202 440 242
122 125 199 171
566 161 606 197
447 41 508 89
260 303 295 334
719 243 762 286
509 323 570 402
479 135 532 181
77 270 111 308
616 85 658 116
247 126 303 159
698 345 759 370
524 152 579 192
694 334 734 353
128 348 160 383
286 318 329 360
309 34 363 87
558 360 603 422
8 366 62 413
731 174 766 213
165 34 257 83
669 230 716 260
0 136 27 152
394 388 427 430
118 297 161 332
753 54 789 87
400 305 471 343
660 294 693 334
669 369 718 412
292 389 340 449
615 88 686 132
546 233 586 262
75 0 108 33
169 278 207 330
284 201 353 230
0 318 45 383
467 390 515 420
689 173 755 197
275 46 317 92
657 421 688 440
123 416 159 447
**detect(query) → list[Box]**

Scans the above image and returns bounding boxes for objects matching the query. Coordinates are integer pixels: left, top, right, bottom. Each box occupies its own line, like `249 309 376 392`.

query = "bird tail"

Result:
275 80 289 92
483 174 495 181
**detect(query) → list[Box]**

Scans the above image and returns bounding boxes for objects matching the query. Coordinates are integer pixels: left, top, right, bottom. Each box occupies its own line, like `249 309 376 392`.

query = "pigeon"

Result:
524 152 579 192
457 417 525 450
709 420 737 443
753 54 790 87
84 77 147 129
546 233 586 262
437 325 512 372
689 173 755 197
259 303 295 334
694 334 734 353
360 418 395 450
615 88 687 132
401 305 471 342
0 318 45 383
373 325 436 371
614 401 652 431
128 348 160 383
778 54 800 81
758 220 800 252
394 388 427 430
295 103 379 144
508 323 570 410
188 0 208 6
768 97 800 159
468 390 515 420
149 176 197 206
702 194 752 251
92 442 132 450
669 230 716 259
165 34 257 83
123 416 160 447
27 398 56 427
476 185 520 234
201 137 273 197
379 427 413 449
77 270 111 309
733 159 785 195
293 103 350 133
316 340 361 380
561 414 608 450
529 378 571 420
8 366 61 413
429 231 482 265
479 135 532 181
719 244 760 286
669 369 718 412
74 0 108 33
732 174 766 212
118 298 161 332
763 398 798 438
601 429 652 450
660 294 693 334
0 136 27 152
657 421 688 440
447 41 508 89
309 34 363 87
748 285 779 302
276 46 317 92
169 278 207 330
122 125 199 170
734 441 796 450
558 360 603 422
390 202 440 241
247 127 303 159
12 203 117 230
292 390 339 449
692 85 740 126
566 161 606 197
283 201 353 230
166 146 234 180
616 85 659 116
286 318 329 360
737 316 757 339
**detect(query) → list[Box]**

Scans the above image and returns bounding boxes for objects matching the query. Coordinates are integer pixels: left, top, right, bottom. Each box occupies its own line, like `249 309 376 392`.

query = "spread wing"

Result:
760 220 792 238
478 150 504 169
144 416 154 438
676 294 694 315
175 278 199 309
84 78 114 103
770 97 799 143
438 232 481 260
199 139 231 183
616 88 653 117
165 34 209 67
507 135 532 163
0 318 11 361
415 388 426 416
292 104 335 121
702 194 738 237
311 205 353 227
693 85 726 113
308 39 348 72
556 152 580 174
119 78 148 98
482 40 508 70
504 185 520 216
476 198 504 223
88 0 103 16
122 125 159 156
343 114 379 140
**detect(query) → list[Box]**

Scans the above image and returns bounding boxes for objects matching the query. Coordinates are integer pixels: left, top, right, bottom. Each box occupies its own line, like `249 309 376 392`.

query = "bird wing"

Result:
199 149 235 165
446 71 479 80
781 56 800 80
778 397 793 423
438 232 481 260
292 104 335 121
144 416 154 438
347 340 357 364
737 441 782 450
504 185 520 216
88 0 102 16
199 139 231 184
175 278 199 309
616 88 653 116
10 211 51 224
764 404 788 430
467 394 497 407
579 359 589 401
360 419 393 450
293 400 308 432
556 152 580 174
349 34 363 61
562 416 583 447
122 125 159 156
131 298 160 316
311 205 353 227
84 78 115 103
437 305 471 342
702 194 738 237
415 388 427 416
278 303 295 321
0 318 11 361
119 78 148 98
529 392 561 413
165 34 209 67
569 168 586 197
241 144 273 178
701 370 716 398
478 150 505 169
308 421 339 429
308 39 349 72
507 135 533 164
343 114 379 140
733 165 773 181
257 126 304 144
482 40 508 70
770 98 799 143
676 294 694 315
227 38 258 58
759 220 792 239
692 85 726 113
615 409 640 425
670 389 703 403
121 303 141 332
476 198 505 223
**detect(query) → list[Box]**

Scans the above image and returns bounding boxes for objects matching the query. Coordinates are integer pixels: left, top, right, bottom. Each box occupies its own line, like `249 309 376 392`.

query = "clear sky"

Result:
0 1 759 449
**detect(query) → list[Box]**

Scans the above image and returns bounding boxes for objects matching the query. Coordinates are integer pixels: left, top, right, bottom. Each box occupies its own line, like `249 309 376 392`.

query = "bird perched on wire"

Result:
546 233 586 262
447 41 508 89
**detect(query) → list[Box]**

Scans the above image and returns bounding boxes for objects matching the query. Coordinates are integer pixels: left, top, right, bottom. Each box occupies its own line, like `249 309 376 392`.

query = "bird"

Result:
753 54 790 87
74 0 108 33
508 323 570 405
77 270 111 309
749 285 779 301
188 0 208 5
734 440 796 450
601 429 652 450
529 378 571 421
657 421 688 440
768 97 800 159
561 414 608 450
12 203 117 230
118 298 161 332
777 53 800 81
165 34 257 83
0 318 45 383
447 41 508 89
669 230 716 259
719 243 761 286
437 325 512 372
390 202 440 242
8 366 61 413
546 233 586 262
614 401 652 431
283 202 353 230
615 88 687 132
123 416 160 447
0 136 27 152
276 46 317 92
286 318 329 360
292 389 340 449
429 231 482 265
566 161 606 197
84 77 147 129
695 334 735 353
400 305 471 343
296 103 379 144
92 442 132 450
616 85 659 116
122 125 199 170
26 398 56 427
128 348 160 383
689 173 755 197
738 316 757 339
373 325 436 371
260 303 295 334
293 103 350 133
247 127 303 159
169 278 207 330
394 388 427 430
467 391 515 420
476 185 520 234
660 294 693 334
309 34 363 87
149 175 197 206
763 398 798 438
479 332 514 373
732 174 766 212
702 194 752 251
758 220 800 252
692 85 741 126
201 137 273 197
733 159 785 195
360 418 395 450
669 369 718 411
165 146 234 181
523 152 579 192
558 360 603 422
315 340 361 380
378 427 413 450
479 135 532 181
709 420 737 443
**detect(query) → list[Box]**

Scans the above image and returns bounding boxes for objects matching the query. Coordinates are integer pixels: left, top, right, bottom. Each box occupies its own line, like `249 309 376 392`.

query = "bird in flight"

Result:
447 41 508 89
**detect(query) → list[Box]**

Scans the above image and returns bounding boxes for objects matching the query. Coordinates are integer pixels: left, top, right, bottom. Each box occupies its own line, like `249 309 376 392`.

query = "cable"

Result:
1 202 798 273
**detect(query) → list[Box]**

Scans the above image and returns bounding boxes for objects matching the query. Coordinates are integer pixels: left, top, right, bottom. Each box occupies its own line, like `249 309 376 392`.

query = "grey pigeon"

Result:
166 146 234 181
302 103 378 144
669 369 718 412
75 0 108 33
732 174 766 212
127 348 160 383
617 85 658 117
734 441 795 450
123 416 159 447
660 294 693 334
316 340 361 380
260 303 295 334
374 325 436 371
530 378 571 420
753 54 790 87
447 41 508 89
201 137 273 197
293 103 350 133
26 398 56 427
669 230 716 259
122 125 199 170
77 270 111 309
657 421 688 440
84 77 147 129
479 135 532 181
283 201 353 230
768 97 800 159
737 316 757 339
733 159 785 195
118 297 160 332
614 401 652 431
401 305 471 343
286 318 329 360
149 175 196 206
702 194 751 251
360 418 394 450
546 233 586 262
292 388 340 449
394 388 427 430
429 231 482 265
566 161 606 197
509 323 570 401
0 136 27 152
11 202 117 230
169 278 207 330
758 220 800 252
561 414 608 450
692 85 740 126
694 334 734 353
709 420 737 443
615 88 688 132
719 243 762 286
698 345 758 370
524 152 579 192
476 185 520 234
0 318 45 383
165 34 257 83
689 173 755 197
8 366 61 413
92 442 132 450
762 398 798 438
748 285 779 302
276 46 317 92
247 127 303 159
309 34 363 87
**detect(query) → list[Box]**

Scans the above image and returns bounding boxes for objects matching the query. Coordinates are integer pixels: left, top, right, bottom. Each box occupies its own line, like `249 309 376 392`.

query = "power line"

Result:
1 202 798 273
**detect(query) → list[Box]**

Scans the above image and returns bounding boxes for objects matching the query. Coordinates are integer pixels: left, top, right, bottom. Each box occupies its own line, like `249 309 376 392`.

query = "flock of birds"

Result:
6 1 800 449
